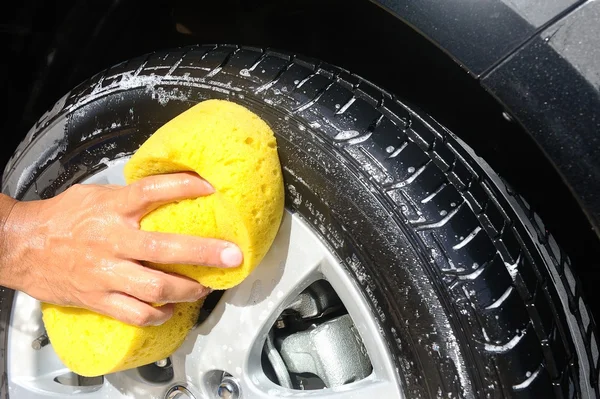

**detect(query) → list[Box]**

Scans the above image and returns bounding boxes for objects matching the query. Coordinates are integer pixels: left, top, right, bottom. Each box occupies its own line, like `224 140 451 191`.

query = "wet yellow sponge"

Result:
42 99 285 377
42 302 203 377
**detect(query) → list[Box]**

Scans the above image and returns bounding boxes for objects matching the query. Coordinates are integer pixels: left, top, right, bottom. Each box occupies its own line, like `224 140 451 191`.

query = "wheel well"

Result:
2 0 598 314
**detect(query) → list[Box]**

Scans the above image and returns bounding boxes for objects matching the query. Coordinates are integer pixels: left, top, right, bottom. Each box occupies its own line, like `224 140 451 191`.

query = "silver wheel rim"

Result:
7 157 403 399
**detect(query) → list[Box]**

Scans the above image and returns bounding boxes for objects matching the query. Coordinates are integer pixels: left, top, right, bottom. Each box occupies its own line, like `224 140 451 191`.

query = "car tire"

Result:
2 44 598 398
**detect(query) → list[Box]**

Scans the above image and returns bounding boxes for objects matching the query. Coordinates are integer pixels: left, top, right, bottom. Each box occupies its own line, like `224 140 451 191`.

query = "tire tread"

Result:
6 44 598 398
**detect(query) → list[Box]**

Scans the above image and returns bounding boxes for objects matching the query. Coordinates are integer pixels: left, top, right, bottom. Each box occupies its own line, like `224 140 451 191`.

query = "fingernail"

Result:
203 180 215 193
190 287 212 302
220 246 243 267
149 318 168 326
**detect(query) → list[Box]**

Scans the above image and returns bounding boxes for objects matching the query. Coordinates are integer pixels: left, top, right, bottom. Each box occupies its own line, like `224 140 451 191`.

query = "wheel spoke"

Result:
318 249 402 394
9 367 105 398
174 212 325 389
81 157 129 186
241 373 399 399
94 377 132 398
102 370 168 398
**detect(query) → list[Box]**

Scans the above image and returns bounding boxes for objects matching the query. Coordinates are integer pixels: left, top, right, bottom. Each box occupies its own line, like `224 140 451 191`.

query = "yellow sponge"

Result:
124 99 285 289
41 301 203 376
42 99 285 377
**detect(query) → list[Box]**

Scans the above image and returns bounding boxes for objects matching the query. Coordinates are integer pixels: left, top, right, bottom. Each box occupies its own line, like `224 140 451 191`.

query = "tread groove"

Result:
415 202 462 231
206 46 239 78
485 286 514 310
513 363 544 390
294 80 337 113
384 161 430 190
421 182 448 204
254 57 296 94
452 226 482 250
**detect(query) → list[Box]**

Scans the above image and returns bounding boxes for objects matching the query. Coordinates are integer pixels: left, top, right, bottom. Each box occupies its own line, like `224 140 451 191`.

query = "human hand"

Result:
0 172 242 326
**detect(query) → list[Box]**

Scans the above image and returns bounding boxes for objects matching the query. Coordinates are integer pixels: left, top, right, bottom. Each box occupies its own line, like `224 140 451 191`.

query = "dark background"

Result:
2 0 599 318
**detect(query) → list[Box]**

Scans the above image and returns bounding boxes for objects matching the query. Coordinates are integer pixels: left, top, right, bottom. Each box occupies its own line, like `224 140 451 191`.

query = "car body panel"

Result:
373 0 600 229
482 0 600 228
372 0 583 75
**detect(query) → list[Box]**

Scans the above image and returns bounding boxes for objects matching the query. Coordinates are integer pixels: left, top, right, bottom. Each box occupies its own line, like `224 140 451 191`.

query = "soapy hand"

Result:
0 172 242 326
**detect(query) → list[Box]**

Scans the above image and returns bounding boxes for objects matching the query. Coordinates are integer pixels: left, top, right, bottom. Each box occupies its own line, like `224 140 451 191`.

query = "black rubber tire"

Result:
2 44 598 398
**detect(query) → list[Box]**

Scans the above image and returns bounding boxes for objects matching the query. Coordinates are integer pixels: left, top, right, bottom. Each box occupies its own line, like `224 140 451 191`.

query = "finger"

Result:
110 261 210 304
122 172 214 218
122 229 243 268
95 292 175 327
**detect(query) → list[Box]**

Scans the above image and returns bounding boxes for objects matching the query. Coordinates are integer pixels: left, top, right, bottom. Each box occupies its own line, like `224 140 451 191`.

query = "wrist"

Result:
0 194 21 289
0 194 18 237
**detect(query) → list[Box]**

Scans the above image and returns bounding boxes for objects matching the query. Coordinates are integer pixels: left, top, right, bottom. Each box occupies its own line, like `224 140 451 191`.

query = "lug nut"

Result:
217 377 240 399
32 332 49 350
165 385 195 399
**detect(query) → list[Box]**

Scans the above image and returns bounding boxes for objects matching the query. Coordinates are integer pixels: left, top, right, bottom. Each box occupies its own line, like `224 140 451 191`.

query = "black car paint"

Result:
373 0 584 76
373 0 600 230
482 1 600 232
